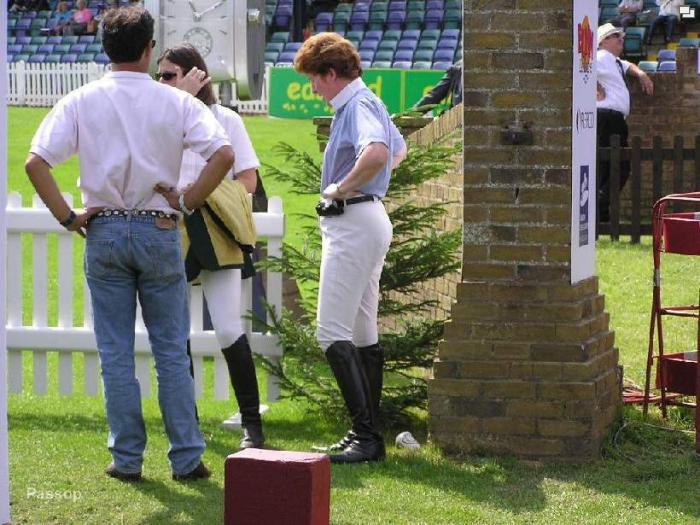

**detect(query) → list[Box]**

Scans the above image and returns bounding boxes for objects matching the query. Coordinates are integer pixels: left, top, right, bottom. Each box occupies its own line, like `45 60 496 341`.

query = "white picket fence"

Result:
5 61 270 114
5 192 285 402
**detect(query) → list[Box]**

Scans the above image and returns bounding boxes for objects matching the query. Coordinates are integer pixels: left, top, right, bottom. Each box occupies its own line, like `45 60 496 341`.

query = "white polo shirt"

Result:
177 104 260 190
30 71 230 212
596 49 630 117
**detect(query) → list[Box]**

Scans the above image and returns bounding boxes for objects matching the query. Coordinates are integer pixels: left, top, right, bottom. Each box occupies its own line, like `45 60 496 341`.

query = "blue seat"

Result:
372 60 392 68
350 10 369 30
657 49 676 62
16 36 32 45
437 38 457 50
392 60 412 69
86 43 103 54
314 12 333 31
637 60 658 72
360 39 380 50
360 49 375 61
61 53 78 63
432 60 451 70
658 61 677 72
394 49 414 61
402 29 421 41
413 49 434 62
45 53 61 63
278 51 297 62
386 10 406 29
69 43 87 53
37 44 54 54
433 48 454 62
46 35 62 44
421 29 441 41
442 28 460 40
8 44 23 54
78 35 95 43
284 42 302 52
389 1 407 11
94 53 110 64
28 54 46 63
424 9 443 29
360 60 372 70
397 39 418 50
364 29 384 41
412 61 432 69
679 37 700 47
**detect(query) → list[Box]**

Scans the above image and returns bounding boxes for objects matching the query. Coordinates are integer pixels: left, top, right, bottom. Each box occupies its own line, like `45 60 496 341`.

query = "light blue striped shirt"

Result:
321 78 406 198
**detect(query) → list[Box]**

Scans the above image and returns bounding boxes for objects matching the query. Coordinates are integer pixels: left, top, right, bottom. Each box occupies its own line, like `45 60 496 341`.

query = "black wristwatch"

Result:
60 210 77 228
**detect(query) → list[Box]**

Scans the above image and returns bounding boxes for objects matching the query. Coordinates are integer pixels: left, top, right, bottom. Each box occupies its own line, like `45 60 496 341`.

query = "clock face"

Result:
183 27 214 57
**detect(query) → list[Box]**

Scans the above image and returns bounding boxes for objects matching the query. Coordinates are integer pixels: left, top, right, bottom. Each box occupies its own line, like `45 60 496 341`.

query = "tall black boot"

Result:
222 334 265 449
325 341 384 463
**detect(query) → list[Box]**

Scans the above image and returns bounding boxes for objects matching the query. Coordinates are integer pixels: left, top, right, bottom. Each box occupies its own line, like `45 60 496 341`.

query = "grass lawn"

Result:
7 108 700 524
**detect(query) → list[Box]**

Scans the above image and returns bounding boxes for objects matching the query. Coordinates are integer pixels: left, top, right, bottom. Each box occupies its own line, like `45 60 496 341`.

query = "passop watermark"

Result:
26 486 82 503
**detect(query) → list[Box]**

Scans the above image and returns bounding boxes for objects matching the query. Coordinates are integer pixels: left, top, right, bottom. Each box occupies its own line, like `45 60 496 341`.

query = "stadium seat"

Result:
264 51 279 63
442 8 461 29
433 48 454 62
31 36 48 45
335 2 352 12
679 37 700 47
386 10 406 30
77 53 95 62
637 60 658 72
347 30 365 41
657 49 676 62
274 5 293 28
658 61 677 72
367 10 387 30
314 12 333 32
78 35 95 43
70 43 87 53
284 42 302 52
45 54 61 63
28 54 46 63
417 39 437 50
7 37 16 45
421 28 441 41
389 1 407 11
16 36 32 45
360 39 380 51
266 42 285 53
37 44 54 54
372 60 392 68
270 31 290 43
600 6 619 23
61 53 78 62
360 60 372 70
47 35 62 44
8 44 23 55
412 61 432 69
360 49 375 61
86 43 102 54
407 0 424 10
397 39 418 50
62 35 79 44
94 53 110 64
424 9 444 29
7 55 14 64
277 51 297 62
392 60 412 69
394 49 414 61
22 44 39 54
370 1 388 12
374 49 395 61
382 29 402 41
413 49 434 62
13 54 30 62
432 60 451 70
333 10 351 31
378 40 398 51
405 10 425 29
442 28 460 40
426 0 443 9
353 2 370 12
54 44 70 53
437 39 457 52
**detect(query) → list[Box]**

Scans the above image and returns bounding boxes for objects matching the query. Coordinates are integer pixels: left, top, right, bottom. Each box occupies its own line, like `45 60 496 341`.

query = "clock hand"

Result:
187 0 203 21
196 0 224 17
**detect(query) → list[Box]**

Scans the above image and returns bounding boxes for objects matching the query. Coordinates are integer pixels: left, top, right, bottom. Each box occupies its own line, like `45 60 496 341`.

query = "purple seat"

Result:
350 10 369 30
402 29 421 40
274 5 292 28
353 2 370 11
16 36 32 45
392 60 412 69
432 60 451 70
359 49 375 61
386 10 406 29
78 35 95 43
394 48 414 61
437 38 457 50
397 39 418 50
389 1 407 10
61 53 78 63
360 60 372 70
314 12 333 31
441 29 461 40
284 42 302 52
69 43 87 53
433 48 454 62
28 54 46 63
47 35 63 44
37 44 54 53
364 30 384 41
426 0 444 10
360 39 380 50
424 9 444 29
8 44 23 54
94 53 110 64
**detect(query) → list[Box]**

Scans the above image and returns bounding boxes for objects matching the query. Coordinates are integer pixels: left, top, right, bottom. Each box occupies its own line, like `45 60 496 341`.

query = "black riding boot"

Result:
325 341 384 463
221 334 265 449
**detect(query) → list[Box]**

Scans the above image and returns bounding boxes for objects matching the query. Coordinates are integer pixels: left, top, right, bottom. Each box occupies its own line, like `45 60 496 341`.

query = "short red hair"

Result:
294 32 362 79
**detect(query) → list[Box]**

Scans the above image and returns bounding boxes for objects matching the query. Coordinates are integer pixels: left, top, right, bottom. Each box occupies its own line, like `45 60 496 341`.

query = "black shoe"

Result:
105 463 142 482
312 430 356 452
325 341 384 464
172 461 211 481
240 422 265 449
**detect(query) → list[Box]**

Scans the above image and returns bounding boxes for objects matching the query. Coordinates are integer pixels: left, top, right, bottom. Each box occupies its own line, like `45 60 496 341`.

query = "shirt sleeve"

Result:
182 96 231 161
390 121 407 169
219 107 260 174
29 93 78 168
349 99 389 158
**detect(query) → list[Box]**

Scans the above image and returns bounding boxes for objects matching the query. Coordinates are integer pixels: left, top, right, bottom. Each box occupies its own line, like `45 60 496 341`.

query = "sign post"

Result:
571 1 598 284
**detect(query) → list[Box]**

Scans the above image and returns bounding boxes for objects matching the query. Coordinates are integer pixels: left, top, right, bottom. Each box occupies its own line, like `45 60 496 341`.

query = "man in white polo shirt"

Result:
24 6 234 482
596 22 653 223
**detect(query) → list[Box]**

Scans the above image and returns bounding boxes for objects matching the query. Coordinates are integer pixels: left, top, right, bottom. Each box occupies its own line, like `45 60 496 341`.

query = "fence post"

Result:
16 60 25 106
630 136 641 244
673 135 684 195
609 134 621 241
652 135 663 204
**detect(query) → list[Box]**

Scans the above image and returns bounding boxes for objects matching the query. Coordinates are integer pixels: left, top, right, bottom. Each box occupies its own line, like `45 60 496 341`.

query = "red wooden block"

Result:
224 449 331 525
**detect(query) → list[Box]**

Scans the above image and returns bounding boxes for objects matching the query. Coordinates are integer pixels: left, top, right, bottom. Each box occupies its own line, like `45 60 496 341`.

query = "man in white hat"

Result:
596 22 653 223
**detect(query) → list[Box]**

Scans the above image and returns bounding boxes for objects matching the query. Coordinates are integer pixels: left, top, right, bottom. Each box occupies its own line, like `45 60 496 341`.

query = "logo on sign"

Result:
579 165 590 247
577 15 594 84
575 108 595 133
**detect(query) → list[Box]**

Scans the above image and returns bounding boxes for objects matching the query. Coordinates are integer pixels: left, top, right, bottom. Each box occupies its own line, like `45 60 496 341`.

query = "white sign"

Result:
1 5 11 524
571 1 598 284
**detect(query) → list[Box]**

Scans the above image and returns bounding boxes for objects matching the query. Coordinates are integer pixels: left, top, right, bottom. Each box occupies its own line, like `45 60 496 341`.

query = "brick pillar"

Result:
428 2 621 461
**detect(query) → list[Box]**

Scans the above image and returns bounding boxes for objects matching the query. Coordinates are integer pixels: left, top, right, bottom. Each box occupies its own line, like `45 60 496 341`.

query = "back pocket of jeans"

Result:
144 240 183 282
85 240 114 280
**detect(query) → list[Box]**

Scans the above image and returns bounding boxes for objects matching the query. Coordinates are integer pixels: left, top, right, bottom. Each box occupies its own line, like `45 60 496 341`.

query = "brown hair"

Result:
101 7 153 64
294 32 362 79
157 44 217 106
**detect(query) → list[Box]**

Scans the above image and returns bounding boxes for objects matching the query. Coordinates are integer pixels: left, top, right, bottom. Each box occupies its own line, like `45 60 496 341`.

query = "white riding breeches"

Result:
316 200 392 351
198 268 244 348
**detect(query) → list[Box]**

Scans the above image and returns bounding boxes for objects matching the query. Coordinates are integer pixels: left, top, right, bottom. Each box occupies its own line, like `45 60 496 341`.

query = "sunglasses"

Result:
156 71 178 81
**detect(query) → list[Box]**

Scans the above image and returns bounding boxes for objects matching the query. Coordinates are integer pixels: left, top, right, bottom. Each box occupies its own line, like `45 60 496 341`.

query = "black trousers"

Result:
597 108 629 222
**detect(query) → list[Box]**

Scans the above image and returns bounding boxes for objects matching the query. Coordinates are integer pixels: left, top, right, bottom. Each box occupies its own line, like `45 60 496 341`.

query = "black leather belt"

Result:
343 195 380 206
93 209 178 221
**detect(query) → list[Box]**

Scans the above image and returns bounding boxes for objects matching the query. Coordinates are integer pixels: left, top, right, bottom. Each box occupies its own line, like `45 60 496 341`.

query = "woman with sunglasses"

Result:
156 44 265 450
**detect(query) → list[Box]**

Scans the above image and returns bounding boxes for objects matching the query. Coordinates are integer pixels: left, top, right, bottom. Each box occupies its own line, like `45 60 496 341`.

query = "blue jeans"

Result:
85 214 205 475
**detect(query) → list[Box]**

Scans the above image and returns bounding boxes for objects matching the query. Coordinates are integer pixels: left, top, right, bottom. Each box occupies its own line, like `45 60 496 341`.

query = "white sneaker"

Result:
220 404 269 430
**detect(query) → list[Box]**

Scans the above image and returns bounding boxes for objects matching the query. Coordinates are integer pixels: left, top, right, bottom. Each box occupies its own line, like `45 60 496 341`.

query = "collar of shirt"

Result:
330 77 366 111
103 70 152 81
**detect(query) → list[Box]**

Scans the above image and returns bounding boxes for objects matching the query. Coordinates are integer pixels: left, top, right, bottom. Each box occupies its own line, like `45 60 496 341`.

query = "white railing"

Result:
5 192 285 402
6 62 270 114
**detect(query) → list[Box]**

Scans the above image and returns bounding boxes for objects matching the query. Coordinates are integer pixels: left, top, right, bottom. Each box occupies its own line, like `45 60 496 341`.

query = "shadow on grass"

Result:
130 478 223 525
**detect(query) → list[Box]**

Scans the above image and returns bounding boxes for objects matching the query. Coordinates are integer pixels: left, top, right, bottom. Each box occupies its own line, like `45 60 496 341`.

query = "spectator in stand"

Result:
9 0 29 12
61 0 94 36
610 0 643 29
646 0 683 44
596 23 654 223
413 60 463 112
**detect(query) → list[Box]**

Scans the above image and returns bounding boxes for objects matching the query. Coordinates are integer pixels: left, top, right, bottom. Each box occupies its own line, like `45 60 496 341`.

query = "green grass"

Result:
8 108 700 524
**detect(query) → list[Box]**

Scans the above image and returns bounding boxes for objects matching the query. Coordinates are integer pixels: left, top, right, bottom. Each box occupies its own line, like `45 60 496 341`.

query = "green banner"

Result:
268 67 445 119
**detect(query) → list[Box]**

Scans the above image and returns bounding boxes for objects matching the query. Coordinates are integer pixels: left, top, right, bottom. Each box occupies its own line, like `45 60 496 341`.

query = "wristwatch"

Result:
178 193 195 216
60 210 77 228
